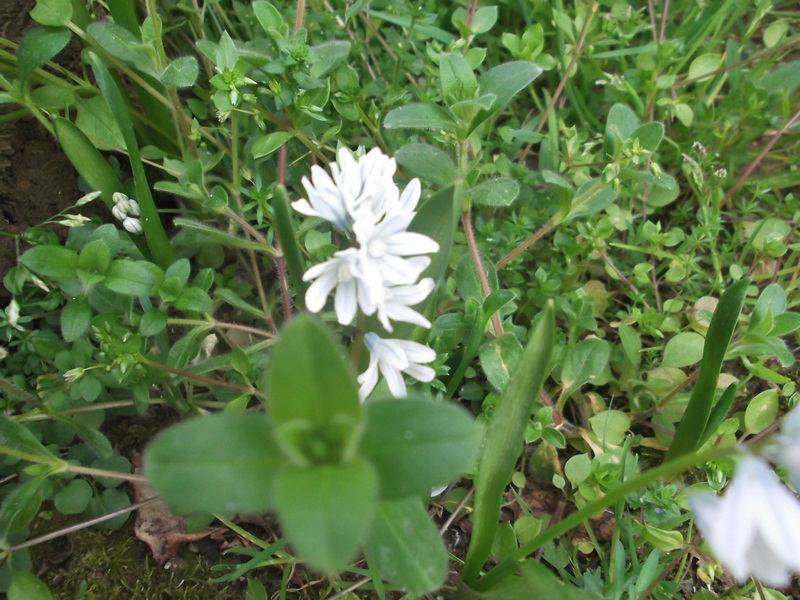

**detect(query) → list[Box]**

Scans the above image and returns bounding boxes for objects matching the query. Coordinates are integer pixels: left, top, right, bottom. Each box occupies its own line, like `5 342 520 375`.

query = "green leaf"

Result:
309 40 351 78
103 260 163 296
455 252 498 304
54 479 93 514
75 96 126 151
269 315 360 428
30 0 72 26
468 178 520 207
561 337 611 398
8 570 53 600
144 413 287 515
160 56 199 88
360 397 481 498
688 53 721 81
628 121 664 153
272 186 306 300
564 179 616 222
384 103 458 131
394 143 457 187
662 332 705 368
77 238 111 276
173 218 278 255
363 497 447 595
698 383 737 447
462 303 555 584
589 410 631 446
61 296 92 342
480 334 524 392
251 132 294 159
440 52 478 100
745 389 779 434
20 245 77 281
253 1 288 38
564 454 591 486
17 26 71 83
86 22 154 75
140 310 167 336
52 117 126 214
174 287 213 313
463 558 600 599
0 474 48 544
0 415 64 466
275 460 377 573
470 61 542 133
667 279 749 460
604 103 639 156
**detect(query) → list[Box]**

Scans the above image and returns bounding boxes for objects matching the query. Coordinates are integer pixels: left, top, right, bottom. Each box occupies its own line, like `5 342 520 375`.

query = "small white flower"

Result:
127 199 140 217
76 191 102 206
122 217 143 235
358 332 436 400
353 213 439 302
689 454 800 587
7 299 20 328
302 248 363 325
54 214 91 228
367 278 435 333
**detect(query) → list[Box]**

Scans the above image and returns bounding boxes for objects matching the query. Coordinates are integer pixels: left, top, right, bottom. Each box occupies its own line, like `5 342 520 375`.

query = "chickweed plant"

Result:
1 0 799 597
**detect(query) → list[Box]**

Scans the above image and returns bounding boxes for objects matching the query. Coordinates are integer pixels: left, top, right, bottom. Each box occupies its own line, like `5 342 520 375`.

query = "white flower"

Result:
122 217 143 235
292 147 399 231
302 248 364 325
689 454 800 587
366 278 435 333
353 213 439 303
358 332 436 400
766 407 800 491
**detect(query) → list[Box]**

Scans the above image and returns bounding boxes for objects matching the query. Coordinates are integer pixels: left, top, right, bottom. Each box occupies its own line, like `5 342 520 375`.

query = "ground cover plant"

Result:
1 0 799 597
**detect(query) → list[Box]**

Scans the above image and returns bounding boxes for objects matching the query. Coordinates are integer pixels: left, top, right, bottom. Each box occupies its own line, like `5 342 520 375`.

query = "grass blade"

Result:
666 278 749 460
462 301 555 584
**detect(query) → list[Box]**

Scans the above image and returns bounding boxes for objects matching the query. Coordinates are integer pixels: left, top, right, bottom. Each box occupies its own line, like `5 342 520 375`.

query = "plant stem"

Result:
496 216 555 269
462 209 502 337
65 465 146 482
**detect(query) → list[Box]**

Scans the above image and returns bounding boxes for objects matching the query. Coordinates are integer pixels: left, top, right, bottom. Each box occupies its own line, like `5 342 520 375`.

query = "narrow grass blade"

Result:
87 51 174 268
272 185 306 300
462 301 555 584
666 278 749 460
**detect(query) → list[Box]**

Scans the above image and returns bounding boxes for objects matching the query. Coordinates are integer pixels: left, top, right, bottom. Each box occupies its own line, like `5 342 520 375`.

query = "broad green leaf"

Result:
440 52 478 100
561 337 611 398
17 26 71 83
618 324 641 367
54 479 93 514
61 296 92 342
253 1 288 38
667 279 749 460
86 22 154 74
103 260 163 296
468 178 520 207
745 389 779 434
604 103 639 156
30 0 72 26
757 60 800 94
628 121 664 153
309 40 351 78
174 287 212 313
462 303 555 584
644 173 680 207
688 53 721 81
394 143 457 187
160 56 199 87
455 252 498 304
480 334 524 392
52 117 126 213
360 397 480 498
589 410 631 446
251 132 294 159
77 238 111 276
470 61 542 134
20 245 77 281
75 96 126 151
750 282 786 333
564 454 591 486
662 332 705 368
144 413 287 515
245 578 268 600
275 460 377 573
642 524 684 552
364 497 447 595
8 570 53 600
0 474 48 543
269 315 360 428
0 415 62 466
384 103 458 131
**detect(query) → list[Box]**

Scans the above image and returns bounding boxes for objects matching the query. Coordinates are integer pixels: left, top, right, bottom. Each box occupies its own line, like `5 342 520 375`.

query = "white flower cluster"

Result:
112 192 143 235
690 407 800 588
292 148 439 400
